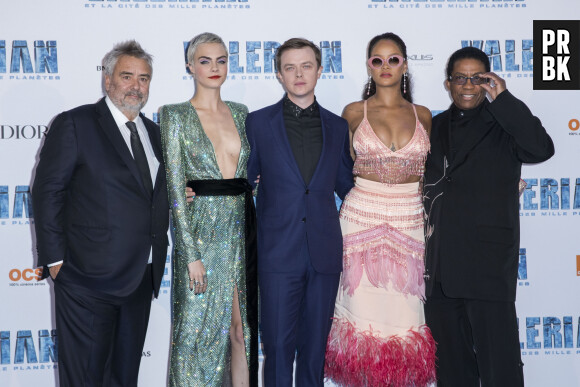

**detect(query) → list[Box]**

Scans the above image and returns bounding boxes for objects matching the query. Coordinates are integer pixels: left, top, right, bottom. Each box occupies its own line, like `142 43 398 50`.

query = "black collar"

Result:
283 94 319 119
451 99 488 122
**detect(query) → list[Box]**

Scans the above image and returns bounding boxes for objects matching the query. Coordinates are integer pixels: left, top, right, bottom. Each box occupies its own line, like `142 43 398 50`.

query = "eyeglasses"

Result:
367 55 405 69
448 75 488 85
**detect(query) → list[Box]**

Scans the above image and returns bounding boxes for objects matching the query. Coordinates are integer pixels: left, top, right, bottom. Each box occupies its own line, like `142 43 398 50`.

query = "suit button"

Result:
152 234 156 239
305 189 309 195
446 176 452 182
301 217 306 223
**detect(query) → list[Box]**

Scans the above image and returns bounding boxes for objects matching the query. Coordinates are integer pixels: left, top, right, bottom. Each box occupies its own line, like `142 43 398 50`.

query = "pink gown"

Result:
325 101 436 386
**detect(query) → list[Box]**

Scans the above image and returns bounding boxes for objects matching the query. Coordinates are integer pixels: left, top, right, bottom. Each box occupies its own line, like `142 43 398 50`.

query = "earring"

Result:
366 75 372 96
403 72 408 94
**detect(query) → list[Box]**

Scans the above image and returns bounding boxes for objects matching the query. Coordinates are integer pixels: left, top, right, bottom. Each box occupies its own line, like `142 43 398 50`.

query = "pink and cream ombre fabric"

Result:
325 102 435 387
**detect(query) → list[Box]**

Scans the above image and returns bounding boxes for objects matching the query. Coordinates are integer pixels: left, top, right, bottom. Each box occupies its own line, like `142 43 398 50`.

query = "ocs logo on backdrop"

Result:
7 268 44 288
0 40 59 81
569 118 580 135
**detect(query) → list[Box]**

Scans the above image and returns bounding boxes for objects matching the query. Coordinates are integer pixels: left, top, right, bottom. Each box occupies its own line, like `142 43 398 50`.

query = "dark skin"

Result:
445 58 506 110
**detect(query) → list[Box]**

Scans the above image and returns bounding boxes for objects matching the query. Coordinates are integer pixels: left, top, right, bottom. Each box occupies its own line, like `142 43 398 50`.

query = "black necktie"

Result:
126 121 153 195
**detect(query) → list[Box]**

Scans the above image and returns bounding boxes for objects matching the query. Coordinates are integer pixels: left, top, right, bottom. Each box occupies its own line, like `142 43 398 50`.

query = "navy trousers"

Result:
259 242 340 387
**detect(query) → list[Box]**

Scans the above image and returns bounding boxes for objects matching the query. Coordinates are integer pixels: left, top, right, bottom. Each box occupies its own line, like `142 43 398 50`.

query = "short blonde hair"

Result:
186 32 227 64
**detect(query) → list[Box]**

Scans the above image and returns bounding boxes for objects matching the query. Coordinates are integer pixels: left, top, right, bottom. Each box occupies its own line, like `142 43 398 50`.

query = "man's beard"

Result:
110 90 147 116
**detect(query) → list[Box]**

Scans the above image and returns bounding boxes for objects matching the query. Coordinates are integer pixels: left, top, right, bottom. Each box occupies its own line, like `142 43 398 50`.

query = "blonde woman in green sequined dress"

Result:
160 32 258 387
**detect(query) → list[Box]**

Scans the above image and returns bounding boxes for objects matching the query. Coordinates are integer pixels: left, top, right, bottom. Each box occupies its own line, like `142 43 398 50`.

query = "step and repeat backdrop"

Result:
1 0 579 386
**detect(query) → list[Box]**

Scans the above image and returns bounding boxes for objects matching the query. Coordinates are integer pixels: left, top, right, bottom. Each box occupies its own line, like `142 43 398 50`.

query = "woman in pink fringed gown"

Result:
325 32 436 387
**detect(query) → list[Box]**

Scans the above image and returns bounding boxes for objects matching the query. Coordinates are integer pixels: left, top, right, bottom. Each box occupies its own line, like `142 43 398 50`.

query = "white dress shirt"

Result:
49 98 159 268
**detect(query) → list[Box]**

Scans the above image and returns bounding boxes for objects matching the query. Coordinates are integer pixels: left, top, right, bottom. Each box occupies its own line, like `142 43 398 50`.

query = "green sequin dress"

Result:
160 101 251 387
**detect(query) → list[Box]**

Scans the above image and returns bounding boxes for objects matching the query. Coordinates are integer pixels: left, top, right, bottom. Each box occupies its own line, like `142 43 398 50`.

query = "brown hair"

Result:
275 38 321 73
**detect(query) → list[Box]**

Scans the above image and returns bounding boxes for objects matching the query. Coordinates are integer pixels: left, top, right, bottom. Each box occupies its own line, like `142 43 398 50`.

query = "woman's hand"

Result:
187 260 207 294
252 174 260 195
185 187 196 203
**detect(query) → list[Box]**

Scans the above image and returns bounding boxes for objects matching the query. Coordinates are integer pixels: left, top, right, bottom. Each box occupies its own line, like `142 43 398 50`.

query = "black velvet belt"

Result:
186 178 259 386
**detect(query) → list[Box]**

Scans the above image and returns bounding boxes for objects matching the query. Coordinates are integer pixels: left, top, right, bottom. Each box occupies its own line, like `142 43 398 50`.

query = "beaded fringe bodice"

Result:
352 100 430 184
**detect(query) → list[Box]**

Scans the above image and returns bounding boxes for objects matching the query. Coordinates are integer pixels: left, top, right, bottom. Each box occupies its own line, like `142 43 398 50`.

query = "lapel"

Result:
142 114 162 162
308 105 329 185
436 109 452 167
445 101 494 174
141 113 164 197
268 99 304 184
95 98 151 200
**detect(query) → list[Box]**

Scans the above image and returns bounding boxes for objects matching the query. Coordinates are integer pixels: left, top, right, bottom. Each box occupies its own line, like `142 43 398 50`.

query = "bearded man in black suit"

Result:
33 40 169 387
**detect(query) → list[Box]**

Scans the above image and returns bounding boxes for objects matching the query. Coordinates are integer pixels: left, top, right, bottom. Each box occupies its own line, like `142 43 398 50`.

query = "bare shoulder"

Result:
342 101 365 130
414 104 432 135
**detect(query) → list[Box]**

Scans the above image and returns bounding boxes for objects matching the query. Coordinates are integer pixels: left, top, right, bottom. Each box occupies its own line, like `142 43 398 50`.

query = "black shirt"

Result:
448 102 486 163
283 94 323 185
436 101 487 279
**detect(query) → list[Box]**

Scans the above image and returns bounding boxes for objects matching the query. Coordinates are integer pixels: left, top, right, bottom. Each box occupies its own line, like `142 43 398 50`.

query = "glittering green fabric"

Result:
160 101 250 386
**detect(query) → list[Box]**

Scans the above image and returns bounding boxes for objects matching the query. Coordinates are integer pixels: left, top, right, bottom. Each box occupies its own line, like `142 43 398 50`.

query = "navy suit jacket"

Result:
246 98 353 274
32 98 169 297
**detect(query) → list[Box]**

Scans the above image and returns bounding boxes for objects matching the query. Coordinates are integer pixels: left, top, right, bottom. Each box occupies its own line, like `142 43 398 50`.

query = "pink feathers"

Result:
341 223 426 299
325 319 436 387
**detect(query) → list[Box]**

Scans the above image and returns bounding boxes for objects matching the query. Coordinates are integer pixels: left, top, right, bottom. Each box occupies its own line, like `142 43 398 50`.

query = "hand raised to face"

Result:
477 72 507 101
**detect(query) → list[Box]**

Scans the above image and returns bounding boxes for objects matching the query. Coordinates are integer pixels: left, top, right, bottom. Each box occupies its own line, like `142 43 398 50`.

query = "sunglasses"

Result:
448 75 489 85
367 55 405 69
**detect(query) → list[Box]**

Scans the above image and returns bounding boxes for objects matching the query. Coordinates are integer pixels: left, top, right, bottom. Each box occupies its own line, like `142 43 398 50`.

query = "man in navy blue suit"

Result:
32 41 169 386
246 38 354 387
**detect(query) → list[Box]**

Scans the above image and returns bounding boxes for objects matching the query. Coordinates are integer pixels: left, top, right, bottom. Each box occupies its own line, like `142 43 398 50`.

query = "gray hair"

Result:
102 40 153 76
186 32 227 64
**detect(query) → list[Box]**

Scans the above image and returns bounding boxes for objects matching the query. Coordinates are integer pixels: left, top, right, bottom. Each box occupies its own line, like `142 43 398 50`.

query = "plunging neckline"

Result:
188 101 242 179
363 116 420 154
361 100 421 154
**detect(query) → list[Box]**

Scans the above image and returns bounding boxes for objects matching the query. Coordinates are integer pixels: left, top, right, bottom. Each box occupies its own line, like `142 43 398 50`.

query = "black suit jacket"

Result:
423 90 554 302
33 98 169 297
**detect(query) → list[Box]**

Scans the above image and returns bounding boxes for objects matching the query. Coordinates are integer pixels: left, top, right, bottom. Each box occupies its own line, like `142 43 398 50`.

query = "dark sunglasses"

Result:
367 55 405 69
448 75 489 85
